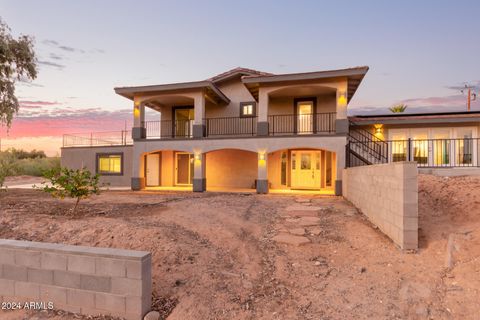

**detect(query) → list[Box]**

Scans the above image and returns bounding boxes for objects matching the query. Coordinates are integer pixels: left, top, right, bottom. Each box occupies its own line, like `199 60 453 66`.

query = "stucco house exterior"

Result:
61 66 480 194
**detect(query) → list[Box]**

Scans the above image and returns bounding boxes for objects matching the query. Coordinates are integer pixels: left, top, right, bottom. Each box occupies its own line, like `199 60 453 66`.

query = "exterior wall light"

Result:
337 91 347 106
258 152 266 161
194 153 201 161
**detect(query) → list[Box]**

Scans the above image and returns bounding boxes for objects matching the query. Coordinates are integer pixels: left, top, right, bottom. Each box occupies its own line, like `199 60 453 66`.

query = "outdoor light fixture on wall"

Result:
194 153 201 161
258 152 266 161
337 91 347 105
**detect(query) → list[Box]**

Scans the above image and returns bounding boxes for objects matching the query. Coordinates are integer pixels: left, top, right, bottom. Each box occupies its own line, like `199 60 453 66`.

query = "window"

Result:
240 102 256 117
96 153 123 175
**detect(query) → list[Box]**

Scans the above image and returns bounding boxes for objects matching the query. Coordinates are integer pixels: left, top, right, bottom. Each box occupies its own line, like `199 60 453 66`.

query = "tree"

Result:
0 18 37 127
41 167 101 215
389 103 407 113
0 151 17 189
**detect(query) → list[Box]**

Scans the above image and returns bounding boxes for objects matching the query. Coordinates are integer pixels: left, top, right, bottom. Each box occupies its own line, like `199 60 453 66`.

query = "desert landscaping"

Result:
0 174 479 320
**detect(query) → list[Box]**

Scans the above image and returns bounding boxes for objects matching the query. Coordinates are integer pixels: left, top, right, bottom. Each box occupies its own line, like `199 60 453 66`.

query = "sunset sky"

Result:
1 0 480 155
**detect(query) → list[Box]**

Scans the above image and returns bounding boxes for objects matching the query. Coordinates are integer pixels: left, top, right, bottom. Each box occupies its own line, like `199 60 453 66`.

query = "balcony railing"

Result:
388 138 480 167
143 120 193 139
268 112 336 135
205 116 257 137
63 130 132 147
348 137 480 168
141 113 336 139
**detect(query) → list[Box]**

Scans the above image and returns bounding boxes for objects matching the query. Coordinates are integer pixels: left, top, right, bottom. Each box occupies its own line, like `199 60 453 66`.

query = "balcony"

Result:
142 112 336 139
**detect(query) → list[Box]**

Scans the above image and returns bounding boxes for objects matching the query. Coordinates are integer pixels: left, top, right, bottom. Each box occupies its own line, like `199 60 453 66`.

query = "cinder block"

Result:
53 302 81 314
53 270 81 289
402 230 418 249
125 296 143 315
68 255 95 274
15 281 40 299
95 292 126 312
40 285 67 305
111 278 142 296
80 274 111 293
67 289 95 308
403 217 418 231
0 279 15 295
41 252 67 271
3 264 27 281
0 248 15 265
403 203 418 217
96 258 126 278
28 268 54 285
15 250 41 268
125 260 142 279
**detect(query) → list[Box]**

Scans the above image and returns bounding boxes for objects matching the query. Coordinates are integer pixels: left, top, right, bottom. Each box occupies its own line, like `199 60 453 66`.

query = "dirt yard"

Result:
0 174 479 320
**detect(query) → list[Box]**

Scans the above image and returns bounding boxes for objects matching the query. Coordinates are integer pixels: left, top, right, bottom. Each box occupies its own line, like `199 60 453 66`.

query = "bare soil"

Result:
0 174 479 319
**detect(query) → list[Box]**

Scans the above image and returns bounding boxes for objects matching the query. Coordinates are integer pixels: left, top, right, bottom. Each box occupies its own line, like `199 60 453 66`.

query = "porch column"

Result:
256 151 269 194
257 88 269 136
335 82 349 134
193 91 205 138
132 99 146 140
193 152 206 192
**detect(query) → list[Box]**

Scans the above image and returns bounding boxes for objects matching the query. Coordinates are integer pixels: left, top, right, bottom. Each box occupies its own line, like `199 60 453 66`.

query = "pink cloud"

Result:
1 108 133 138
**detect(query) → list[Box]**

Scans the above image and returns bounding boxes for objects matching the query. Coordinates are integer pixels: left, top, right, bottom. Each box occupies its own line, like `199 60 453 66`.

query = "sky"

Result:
1 0 480 155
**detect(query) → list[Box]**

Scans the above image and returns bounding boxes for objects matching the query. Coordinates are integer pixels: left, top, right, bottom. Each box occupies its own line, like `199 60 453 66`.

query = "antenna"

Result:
460 84 478 111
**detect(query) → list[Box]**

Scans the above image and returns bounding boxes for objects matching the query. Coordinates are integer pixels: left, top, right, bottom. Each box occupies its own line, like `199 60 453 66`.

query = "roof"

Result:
114 80 230 104
207 67 272 83
114 66 369 105
242 66 369 101
349 110 480 125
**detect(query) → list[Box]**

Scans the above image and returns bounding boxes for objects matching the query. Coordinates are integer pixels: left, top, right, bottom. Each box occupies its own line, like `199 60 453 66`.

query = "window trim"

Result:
239 101 257 118
96 152 124 176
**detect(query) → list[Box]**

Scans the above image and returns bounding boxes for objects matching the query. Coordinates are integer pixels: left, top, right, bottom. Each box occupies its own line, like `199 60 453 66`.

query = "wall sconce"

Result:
194 153 201 161
374 124 383 135
258 152 266 161
337 91 347 105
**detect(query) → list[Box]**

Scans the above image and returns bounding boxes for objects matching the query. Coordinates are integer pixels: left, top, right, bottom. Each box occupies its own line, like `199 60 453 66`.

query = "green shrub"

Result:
41 167 101 215
0 152 17 189
15 157 60 176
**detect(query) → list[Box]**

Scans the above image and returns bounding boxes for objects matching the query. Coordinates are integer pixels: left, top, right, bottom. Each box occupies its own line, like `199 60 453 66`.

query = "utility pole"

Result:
461 84 477 111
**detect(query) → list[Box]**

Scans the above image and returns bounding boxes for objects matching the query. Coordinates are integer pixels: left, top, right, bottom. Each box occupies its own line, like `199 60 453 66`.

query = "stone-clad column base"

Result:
256 179 269 194
335 119 349 134
193 178 206 192
192 124 205 138
132 127 146 140
257 122 269 136
131 177 145 191
334 180 342 196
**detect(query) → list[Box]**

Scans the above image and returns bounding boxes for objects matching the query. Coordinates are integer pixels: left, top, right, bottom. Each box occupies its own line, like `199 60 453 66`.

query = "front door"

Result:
146 153 160 186
291 150 321 189
175 152 194 185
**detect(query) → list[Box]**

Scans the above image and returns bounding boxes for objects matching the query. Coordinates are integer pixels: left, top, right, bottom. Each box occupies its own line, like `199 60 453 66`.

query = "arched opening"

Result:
205 148 257 191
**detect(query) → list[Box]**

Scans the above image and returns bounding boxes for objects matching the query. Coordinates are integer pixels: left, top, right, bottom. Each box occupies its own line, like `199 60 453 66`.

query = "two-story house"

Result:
61 66 369 195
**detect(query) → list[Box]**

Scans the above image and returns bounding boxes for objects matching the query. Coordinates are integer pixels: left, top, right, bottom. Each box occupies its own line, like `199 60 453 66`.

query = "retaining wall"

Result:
342 161 418 249
0 239 151 320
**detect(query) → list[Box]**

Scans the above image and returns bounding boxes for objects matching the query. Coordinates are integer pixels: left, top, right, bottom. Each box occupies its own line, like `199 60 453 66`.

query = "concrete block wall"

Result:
343 161 418 249
0 239 151 320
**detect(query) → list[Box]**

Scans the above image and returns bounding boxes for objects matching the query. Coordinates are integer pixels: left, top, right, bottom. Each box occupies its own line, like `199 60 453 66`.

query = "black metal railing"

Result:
348 126 389 165
205 116 257 137
143 120 193 139
62 130 132 147
268 112 336 135
387 138 479 167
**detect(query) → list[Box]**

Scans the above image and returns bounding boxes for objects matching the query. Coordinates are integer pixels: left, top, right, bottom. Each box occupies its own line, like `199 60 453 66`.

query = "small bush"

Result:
16 157 60 176
41 167 101 215
0 152 17 189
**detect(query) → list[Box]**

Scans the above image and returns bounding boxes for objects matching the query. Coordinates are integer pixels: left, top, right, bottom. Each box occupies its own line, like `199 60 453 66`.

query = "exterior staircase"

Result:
347 122 388 167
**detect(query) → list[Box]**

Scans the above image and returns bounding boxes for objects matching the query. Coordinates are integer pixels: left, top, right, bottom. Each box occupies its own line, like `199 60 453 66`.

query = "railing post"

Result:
407 138 412 161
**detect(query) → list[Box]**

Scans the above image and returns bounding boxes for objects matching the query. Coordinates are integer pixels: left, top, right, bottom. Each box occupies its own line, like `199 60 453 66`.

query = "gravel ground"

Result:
0 174 479 319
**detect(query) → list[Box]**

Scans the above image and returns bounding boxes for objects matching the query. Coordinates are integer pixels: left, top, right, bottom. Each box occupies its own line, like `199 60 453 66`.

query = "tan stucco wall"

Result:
132 135 346 181
342 161 418 250
61 146 132 187
206 149 257 188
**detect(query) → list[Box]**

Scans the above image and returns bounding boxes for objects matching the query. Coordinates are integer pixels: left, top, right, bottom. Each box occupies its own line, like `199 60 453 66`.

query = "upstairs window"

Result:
240 102 256 117
96 153 123 175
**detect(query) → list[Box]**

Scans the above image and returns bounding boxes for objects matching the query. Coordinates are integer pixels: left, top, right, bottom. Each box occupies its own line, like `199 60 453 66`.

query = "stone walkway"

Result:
272 197 327 246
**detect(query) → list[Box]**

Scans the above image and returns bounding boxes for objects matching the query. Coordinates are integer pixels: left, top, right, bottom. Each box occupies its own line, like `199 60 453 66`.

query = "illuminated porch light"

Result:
258 152 266 161
194 153 201 161
337 91 347 105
